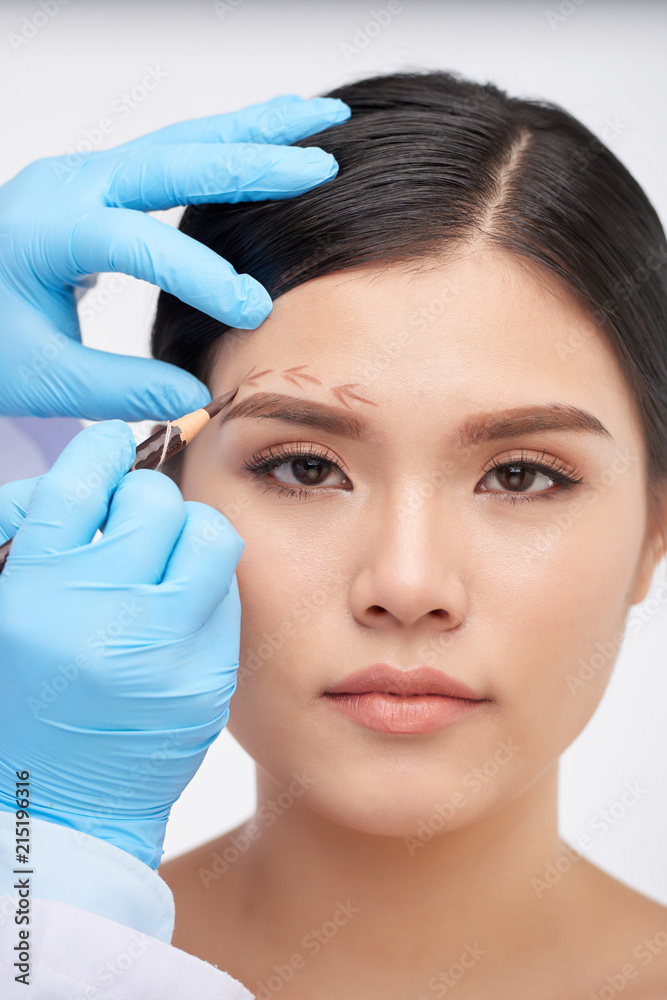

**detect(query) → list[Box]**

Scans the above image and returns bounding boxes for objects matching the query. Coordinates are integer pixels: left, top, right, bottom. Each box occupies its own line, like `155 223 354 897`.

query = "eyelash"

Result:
243 443 584 504
244 443 347 500
482 449 584 506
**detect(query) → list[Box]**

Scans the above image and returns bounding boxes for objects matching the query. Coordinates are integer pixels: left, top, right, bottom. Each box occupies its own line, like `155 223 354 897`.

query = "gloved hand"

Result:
0 420 245 869
0 94 350 420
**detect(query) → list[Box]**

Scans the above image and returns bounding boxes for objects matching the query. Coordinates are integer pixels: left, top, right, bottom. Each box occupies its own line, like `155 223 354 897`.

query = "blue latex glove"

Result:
0 94 350 420
0 420 245 869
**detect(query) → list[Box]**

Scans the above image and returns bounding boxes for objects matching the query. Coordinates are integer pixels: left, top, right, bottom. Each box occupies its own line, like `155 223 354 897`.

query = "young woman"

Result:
154 70 667 997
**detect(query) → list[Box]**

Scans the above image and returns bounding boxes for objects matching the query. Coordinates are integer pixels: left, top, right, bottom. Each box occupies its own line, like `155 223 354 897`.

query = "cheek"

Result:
231 517 344 676
478 491 646 742
224 516 351 766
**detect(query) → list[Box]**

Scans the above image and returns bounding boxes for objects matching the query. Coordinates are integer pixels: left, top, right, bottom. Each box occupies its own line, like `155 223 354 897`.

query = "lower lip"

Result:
322 692 486 734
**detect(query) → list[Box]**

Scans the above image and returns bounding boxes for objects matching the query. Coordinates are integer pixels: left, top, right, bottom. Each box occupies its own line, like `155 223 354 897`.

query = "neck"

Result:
233 761 580 993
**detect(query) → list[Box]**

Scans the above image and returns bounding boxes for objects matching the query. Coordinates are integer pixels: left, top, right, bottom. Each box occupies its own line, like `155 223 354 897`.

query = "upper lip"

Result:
323 664 487 700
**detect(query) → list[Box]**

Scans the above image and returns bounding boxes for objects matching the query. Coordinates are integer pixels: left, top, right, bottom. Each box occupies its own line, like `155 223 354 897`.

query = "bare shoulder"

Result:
573 857 667 996
158 839 210 890
159 823 247 896
157 823 253 954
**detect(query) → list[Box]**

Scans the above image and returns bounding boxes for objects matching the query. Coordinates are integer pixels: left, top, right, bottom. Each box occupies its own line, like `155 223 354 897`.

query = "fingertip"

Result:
0 476 41 542
83 419 137 467
126 465 182 489
320 152 339 178
183 500 246 559
101 467 188 583
147 372 212 418
114 466 186 524
188 377 214 411
308 97 352 122
233 276 273 329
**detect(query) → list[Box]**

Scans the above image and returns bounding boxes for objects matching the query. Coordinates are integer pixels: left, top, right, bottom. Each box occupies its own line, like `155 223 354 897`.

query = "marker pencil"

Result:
0 386 239 574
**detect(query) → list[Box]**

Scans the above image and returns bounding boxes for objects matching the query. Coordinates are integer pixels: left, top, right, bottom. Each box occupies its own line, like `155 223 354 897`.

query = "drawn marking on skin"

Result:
330 384 379 408
241 365 275 386
281 365 323 386
237 365 378 407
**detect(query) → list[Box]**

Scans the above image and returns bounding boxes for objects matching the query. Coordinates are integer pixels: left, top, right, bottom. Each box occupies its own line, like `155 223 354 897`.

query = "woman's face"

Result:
179 246 663 836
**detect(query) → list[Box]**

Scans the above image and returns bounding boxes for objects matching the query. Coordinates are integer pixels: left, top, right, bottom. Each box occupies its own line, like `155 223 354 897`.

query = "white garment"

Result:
0 811 254 998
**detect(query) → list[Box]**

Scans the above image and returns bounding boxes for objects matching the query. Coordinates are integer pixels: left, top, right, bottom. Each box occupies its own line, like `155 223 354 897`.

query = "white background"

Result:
1 0 666 901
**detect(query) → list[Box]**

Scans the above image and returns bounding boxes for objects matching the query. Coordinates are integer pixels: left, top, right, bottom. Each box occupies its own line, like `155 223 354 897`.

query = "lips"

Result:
322 663 489 734
323 663 486 701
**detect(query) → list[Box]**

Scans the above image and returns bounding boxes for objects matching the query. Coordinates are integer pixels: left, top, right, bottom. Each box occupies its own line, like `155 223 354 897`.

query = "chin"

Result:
285 767 513 841
233 731 515 842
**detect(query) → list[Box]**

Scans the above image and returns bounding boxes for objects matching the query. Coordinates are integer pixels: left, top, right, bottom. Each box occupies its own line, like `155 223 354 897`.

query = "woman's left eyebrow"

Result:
456 402 613 448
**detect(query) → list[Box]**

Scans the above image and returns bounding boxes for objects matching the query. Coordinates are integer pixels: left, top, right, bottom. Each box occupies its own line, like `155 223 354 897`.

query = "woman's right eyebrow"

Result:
219 392 614 447
219 392 368 440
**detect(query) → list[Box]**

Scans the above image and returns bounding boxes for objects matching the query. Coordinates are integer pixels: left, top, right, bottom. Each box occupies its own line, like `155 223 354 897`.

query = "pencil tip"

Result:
202 387 239 419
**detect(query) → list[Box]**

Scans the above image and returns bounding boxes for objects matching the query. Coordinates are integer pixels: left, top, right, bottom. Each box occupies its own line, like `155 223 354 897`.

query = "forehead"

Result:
209 247 638 440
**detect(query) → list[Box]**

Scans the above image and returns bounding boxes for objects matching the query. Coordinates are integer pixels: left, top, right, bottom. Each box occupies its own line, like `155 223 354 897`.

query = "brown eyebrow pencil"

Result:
0 386 239 574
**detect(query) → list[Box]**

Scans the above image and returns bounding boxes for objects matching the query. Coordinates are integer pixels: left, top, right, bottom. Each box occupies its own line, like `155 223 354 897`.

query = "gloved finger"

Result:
9 420 136 559
199 572 242 702
91 469 187 584
41 339 212 422
109 95 349 151
0 331 208 421
70 208 272 328
0 299 86 417
160 500 244 630
100 141 339 212
0 476 41 543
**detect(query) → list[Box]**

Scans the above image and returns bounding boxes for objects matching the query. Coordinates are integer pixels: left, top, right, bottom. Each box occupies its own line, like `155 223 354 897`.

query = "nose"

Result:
348 481 468 633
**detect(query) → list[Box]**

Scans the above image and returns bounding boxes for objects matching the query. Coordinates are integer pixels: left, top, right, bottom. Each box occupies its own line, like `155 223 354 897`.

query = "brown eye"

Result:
272 456 345 488
483 463 554 494
477 453 583 504
244 443 351 498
